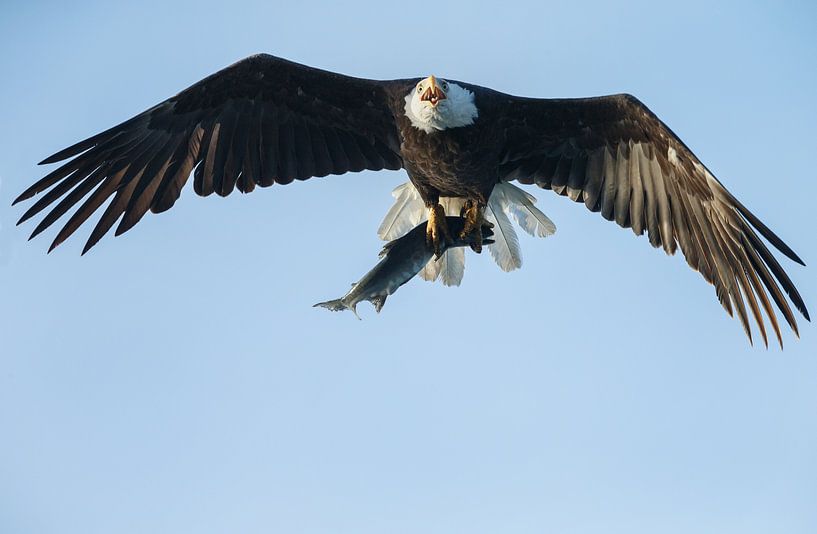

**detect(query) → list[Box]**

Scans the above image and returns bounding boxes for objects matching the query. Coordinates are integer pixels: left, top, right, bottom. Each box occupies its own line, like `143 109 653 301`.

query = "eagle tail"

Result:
379 181 555 284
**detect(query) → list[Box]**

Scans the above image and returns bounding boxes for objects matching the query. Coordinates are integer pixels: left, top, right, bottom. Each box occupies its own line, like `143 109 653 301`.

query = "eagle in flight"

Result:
14 54 808 346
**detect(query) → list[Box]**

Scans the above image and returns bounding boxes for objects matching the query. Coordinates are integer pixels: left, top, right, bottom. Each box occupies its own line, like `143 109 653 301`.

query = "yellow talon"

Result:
459 200 491 253
426 203 453 258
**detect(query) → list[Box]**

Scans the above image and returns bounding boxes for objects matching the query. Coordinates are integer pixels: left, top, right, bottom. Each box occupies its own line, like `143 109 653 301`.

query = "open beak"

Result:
420 75 447 106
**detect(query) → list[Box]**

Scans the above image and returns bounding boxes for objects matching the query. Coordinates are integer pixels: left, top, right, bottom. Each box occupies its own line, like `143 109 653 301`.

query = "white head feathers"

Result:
404 76 478 133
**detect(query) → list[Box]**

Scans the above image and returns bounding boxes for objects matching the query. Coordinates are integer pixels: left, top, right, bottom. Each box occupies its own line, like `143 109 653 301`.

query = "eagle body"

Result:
14 54 809 345
397 106 500 203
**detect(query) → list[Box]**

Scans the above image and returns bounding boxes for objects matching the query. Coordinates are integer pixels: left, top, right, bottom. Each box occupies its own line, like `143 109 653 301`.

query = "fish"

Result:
314 217 494 319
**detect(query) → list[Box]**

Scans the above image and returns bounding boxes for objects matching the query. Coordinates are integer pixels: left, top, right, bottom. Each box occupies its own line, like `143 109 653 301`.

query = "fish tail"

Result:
313 298 362 320
314 298 347 311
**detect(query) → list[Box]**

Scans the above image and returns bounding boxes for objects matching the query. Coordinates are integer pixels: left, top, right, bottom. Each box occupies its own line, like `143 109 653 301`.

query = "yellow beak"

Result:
420 75 447 106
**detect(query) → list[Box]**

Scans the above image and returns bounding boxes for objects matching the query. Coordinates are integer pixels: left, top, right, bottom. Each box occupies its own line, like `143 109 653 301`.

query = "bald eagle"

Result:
14 54 808 346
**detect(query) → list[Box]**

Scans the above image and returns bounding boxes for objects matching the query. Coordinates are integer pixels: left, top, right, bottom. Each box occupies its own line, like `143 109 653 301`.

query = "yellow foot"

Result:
426 203 453 258
459 201 493 253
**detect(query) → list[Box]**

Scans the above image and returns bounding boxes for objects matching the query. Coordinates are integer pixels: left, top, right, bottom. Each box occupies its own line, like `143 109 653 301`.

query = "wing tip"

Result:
38 154 63 166
786 248 806 267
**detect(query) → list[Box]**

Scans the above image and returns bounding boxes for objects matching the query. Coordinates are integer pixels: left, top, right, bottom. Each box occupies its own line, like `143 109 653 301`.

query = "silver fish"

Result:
315 217 494 319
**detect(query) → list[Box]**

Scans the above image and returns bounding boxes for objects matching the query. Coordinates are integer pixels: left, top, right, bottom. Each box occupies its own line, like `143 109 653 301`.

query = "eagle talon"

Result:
459 200 490 253
426 203 452 258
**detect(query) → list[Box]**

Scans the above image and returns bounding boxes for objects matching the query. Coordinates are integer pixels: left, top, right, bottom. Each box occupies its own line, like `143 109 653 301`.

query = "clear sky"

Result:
1 1 815 533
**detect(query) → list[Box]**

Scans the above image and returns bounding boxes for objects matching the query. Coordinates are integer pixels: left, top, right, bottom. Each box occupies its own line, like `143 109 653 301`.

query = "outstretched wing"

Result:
15 54 404 253
495 93 808 347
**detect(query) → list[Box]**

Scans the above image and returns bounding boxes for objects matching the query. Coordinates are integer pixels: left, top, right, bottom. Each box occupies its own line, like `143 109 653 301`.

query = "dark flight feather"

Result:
494 92 808 342
20 54 402 252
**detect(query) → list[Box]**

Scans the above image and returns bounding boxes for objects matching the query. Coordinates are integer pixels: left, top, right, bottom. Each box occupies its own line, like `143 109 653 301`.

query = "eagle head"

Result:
404 75 478 134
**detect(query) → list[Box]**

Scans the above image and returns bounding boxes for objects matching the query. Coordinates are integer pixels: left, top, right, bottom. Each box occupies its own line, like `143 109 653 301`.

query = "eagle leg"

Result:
460 200 493 253
426 203 453 259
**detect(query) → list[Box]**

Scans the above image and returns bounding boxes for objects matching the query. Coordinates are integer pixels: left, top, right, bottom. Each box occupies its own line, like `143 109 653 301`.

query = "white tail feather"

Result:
438 247 465 286
485 199 522 272
419 257 439 282
493 182 556 237
378 183 425 240
421 245 466 285
418 196 467 285
436 196 467 286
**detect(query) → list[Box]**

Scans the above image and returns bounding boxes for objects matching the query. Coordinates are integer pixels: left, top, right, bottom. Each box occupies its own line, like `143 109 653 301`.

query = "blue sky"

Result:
1 1 815 533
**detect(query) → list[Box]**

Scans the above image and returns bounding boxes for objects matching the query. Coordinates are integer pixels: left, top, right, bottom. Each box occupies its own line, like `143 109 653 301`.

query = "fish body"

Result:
315 217 493 318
